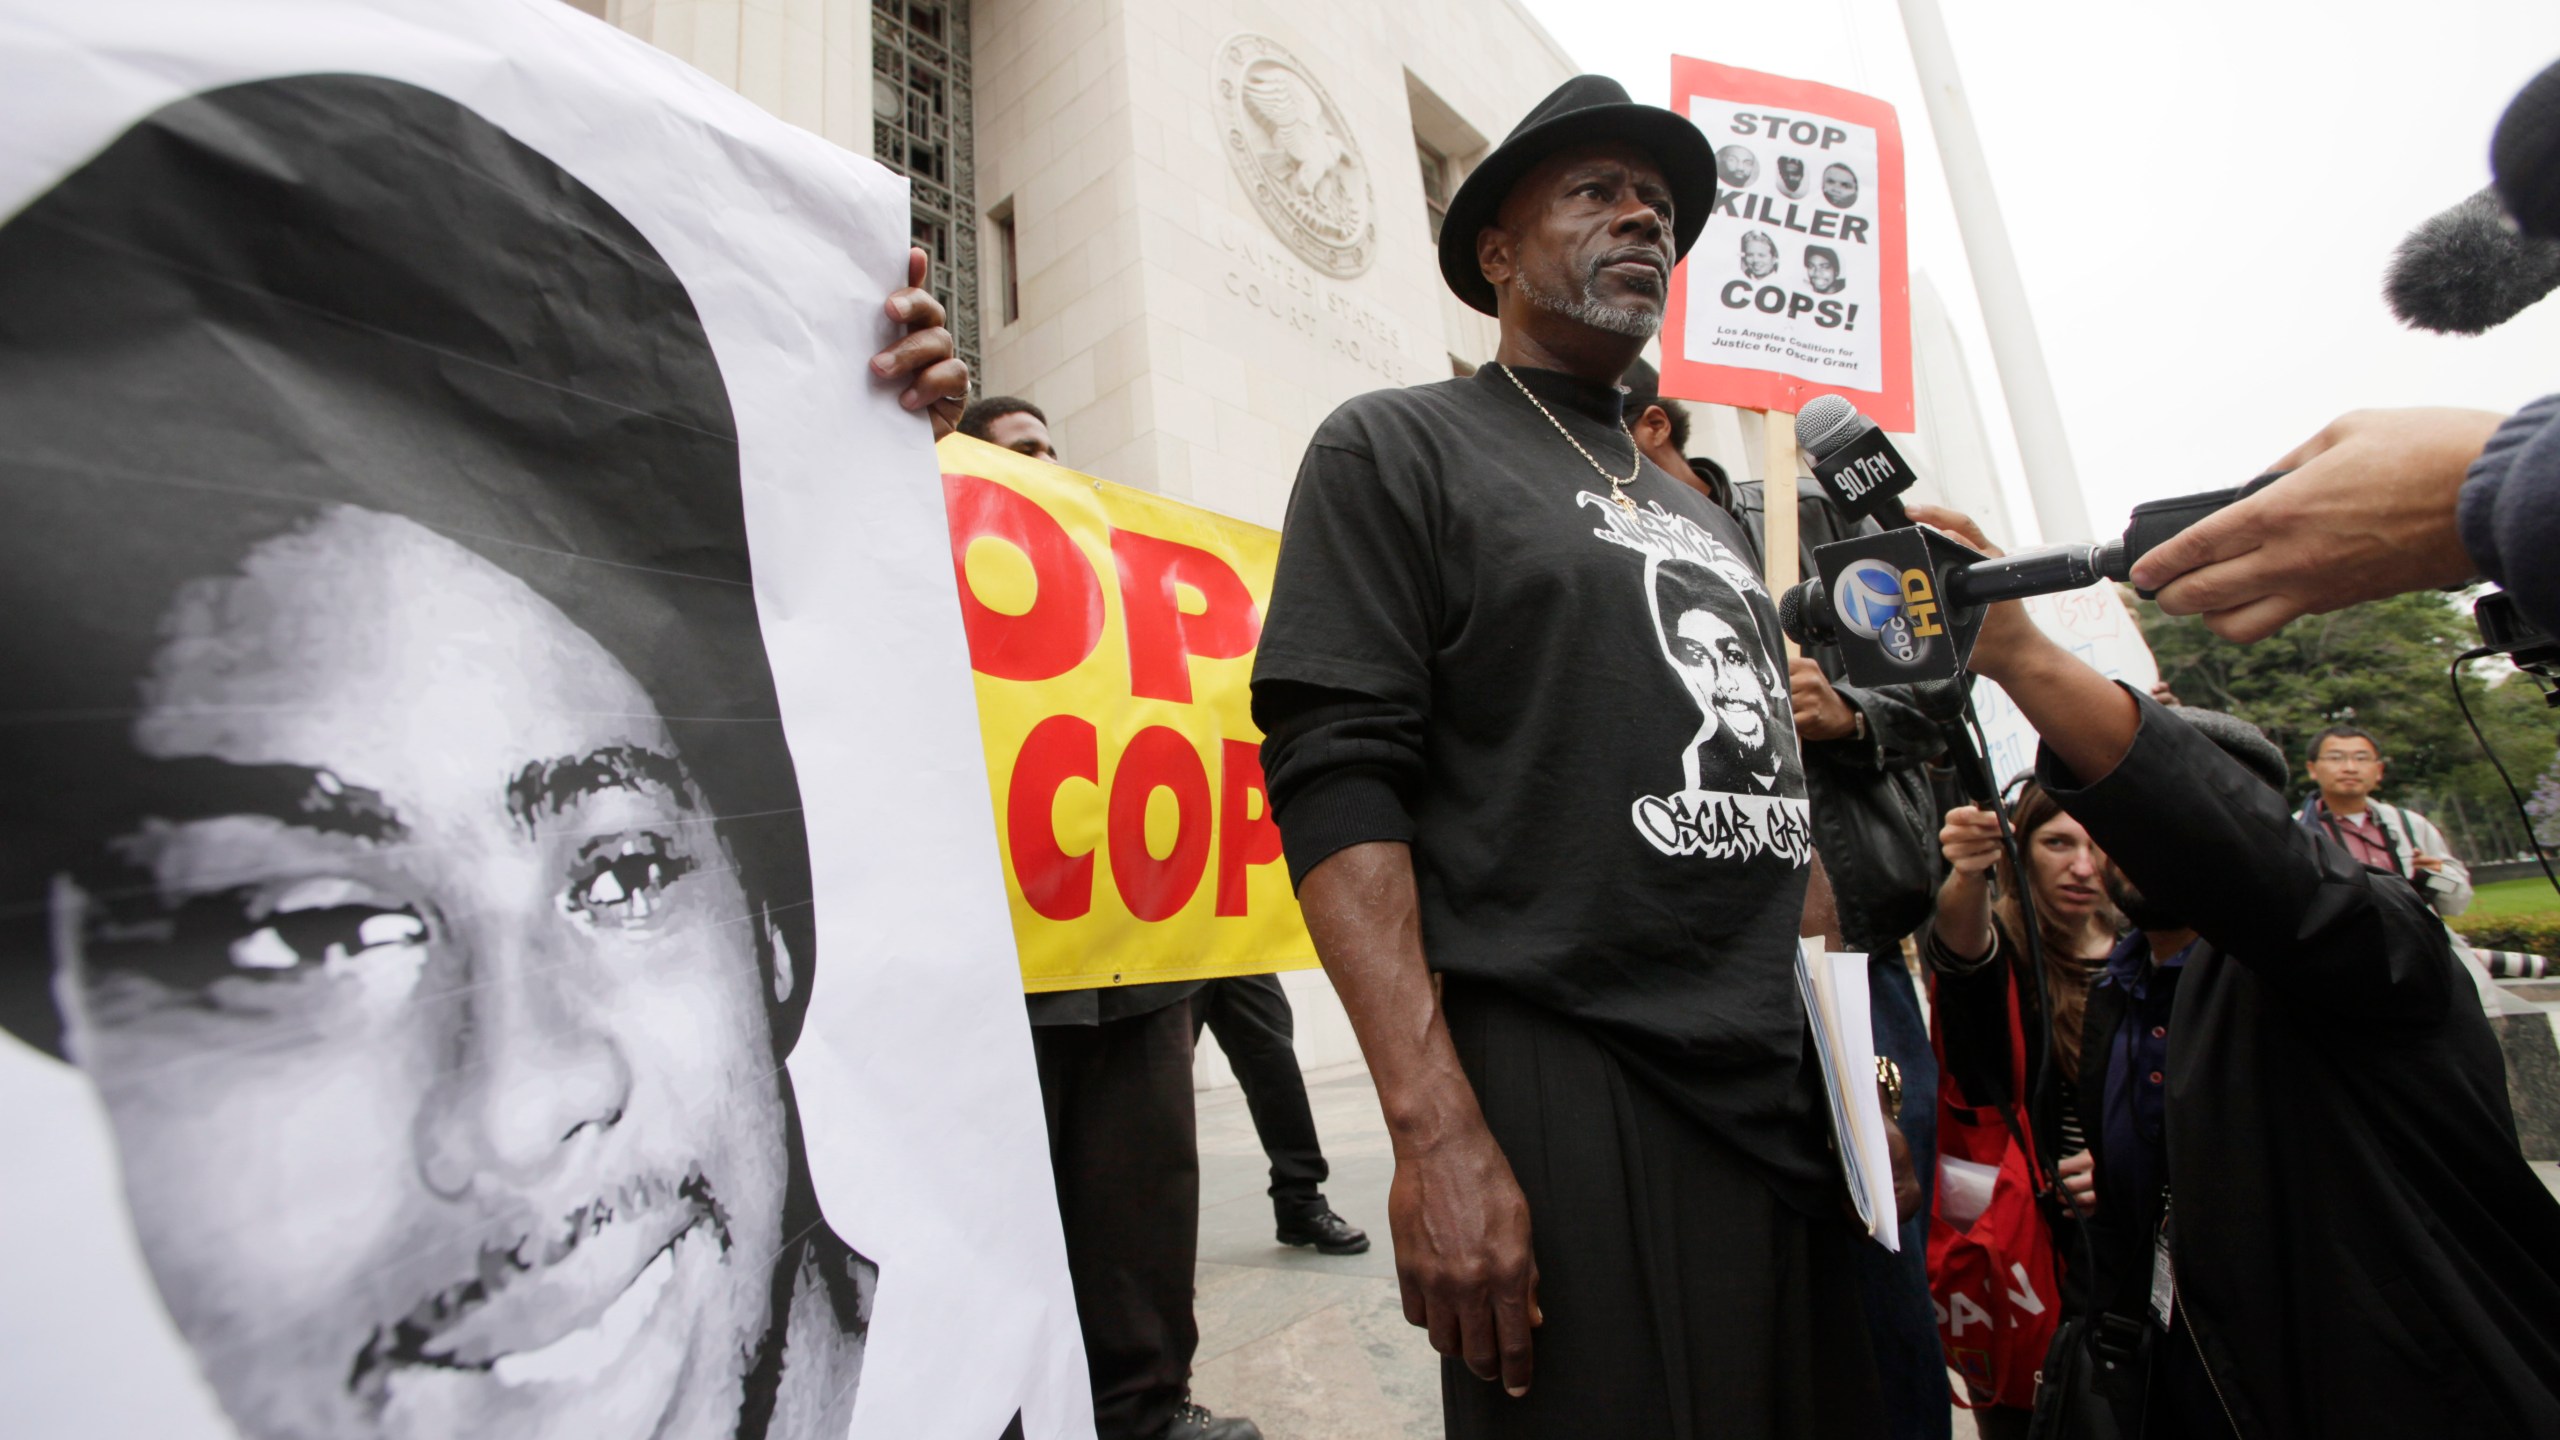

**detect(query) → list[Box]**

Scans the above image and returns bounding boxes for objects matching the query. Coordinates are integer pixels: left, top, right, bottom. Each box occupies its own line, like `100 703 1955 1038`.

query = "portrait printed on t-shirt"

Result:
1575 496 1812 864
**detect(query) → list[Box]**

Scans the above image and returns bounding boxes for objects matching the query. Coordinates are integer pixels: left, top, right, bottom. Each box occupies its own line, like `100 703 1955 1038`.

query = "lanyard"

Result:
2316 799 2403 874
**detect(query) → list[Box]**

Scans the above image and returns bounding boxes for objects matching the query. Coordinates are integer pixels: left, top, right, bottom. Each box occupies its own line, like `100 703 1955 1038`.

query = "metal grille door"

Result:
872 0 978 376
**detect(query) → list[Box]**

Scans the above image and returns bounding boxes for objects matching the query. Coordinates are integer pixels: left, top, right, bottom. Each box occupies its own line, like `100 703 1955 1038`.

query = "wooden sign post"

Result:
1761 406 1799 657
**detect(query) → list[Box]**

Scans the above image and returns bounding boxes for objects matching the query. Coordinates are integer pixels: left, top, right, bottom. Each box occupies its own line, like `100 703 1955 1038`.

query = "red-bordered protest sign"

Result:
1662 58 1913 430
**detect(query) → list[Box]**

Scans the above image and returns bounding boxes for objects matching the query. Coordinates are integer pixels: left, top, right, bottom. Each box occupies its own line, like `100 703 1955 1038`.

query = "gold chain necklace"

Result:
1496 362 1640 512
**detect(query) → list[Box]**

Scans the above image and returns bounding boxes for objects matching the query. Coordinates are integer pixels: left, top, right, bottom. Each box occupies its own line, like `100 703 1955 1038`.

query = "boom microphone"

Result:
2383 188 2560 334
2494 56 2560 240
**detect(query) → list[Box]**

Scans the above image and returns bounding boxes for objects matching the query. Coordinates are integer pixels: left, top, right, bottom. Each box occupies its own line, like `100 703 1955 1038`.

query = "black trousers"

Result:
1192 972 1330 1219
1439 979 1884 1440
1034 1001 1199 1440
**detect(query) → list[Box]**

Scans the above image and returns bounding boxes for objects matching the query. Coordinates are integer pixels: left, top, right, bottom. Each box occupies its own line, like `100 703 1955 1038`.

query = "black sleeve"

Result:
2459 393 2560 641
1251 430 1440 886
2037 687 2458 1021
1925 921 2021 1109
1255 681 1424 887
1820 680 1950 771
1252 434 1441 709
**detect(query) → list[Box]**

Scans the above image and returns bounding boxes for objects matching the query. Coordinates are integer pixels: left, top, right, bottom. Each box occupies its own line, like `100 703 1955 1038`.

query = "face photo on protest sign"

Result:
1663 58 1913 428
0 5 1081 1440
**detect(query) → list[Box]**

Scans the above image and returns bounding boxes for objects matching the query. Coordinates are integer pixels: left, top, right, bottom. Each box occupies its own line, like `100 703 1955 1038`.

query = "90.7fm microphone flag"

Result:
1662 58 1914 429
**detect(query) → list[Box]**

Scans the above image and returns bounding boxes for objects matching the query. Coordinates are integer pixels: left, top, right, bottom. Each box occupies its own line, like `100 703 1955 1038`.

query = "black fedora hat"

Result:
1437 74 1718 316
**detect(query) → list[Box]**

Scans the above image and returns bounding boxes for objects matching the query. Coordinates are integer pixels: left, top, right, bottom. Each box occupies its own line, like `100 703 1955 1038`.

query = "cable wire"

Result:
2451 645 2560 898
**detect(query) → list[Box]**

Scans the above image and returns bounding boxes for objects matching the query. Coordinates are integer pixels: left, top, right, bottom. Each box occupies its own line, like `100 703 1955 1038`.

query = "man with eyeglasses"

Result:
2294 725 2473 919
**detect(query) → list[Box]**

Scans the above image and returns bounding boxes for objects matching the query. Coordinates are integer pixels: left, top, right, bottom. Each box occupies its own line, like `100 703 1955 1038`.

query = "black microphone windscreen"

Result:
2494 56 2560 240
1777 578 1830 647
2383 188 2560 334
1906 677 1969 724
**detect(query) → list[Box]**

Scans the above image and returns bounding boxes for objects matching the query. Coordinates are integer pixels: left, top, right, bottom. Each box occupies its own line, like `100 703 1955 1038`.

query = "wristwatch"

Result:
1875 1056 1903 1121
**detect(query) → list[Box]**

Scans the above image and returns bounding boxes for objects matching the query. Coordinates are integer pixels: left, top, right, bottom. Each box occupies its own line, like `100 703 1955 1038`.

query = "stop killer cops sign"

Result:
1661 58 1914 428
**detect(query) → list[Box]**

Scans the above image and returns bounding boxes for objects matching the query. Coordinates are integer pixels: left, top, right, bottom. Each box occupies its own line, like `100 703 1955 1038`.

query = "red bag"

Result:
1926 962 2064 1411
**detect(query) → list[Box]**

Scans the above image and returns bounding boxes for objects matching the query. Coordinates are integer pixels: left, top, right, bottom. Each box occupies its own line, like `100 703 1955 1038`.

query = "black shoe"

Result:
1275 1207 1370 1255
1165 1399 1264 1440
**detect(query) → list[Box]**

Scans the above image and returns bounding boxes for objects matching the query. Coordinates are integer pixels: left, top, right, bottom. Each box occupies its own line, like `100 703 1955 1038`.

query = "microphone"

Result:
1776 543 2111 646
1777 473 2288 685
1796 395 1916 525
2382 188 2560 334
1942 542 2114 606
2494 56 2560 240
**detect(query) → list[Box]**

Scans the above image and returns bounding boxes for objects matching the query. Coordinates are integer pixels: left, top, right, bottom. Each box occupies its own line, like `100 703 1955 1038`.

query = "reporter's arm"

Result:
2405 810 2473 917
1908 505 2451 1010
1904 506 2140 784
1927 809 2001 965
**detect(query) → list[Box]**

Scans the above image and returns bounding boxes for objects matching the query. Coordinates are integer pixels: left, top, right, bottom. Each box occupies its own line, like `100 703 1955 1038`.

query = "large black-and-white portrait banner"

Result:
0 3 1084 1437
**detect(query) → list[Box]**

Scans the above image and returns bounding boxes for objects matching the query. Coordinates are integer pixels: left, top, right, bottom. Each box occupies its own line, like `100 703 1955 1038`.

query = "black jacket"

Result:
2460 393 2560 642
2048 690 2560 1438
1707 467 1948 951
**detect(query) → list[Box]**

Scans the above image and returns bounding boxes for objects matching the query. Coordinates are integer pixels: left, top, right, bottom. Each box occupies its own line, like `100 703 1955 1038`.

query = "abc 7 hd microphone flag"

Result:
1662 58 1914 429
1811 528 1988 689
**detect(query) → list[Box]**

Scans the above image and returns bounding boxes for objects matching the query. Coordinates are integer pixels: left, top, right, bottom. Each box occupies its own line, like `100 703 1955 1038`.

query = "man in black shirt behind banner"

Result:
1252 76 1884 1438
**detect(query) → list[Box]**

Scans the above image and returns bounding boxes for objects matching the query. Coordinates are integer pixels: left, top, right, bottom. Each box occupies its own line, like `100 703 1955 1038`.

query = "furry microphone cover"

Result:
2383 187 2560 334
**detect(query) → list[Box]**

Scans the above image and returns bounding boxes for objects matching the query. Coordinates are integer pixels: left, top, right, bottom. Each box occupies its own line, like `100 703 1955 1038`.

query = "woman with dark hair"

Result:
1923 779 2120 1439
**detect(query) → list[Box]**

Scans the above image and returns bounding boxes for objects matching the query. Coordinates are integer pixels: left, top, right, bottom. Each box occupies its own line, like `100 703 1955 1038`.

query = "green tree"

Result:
2137 588 2558 862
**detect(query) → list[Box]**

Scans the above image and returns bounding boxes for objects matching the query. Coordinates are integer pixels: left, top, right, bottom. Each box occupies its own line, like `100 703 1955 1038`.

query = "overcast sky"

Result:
1518 0 2560 544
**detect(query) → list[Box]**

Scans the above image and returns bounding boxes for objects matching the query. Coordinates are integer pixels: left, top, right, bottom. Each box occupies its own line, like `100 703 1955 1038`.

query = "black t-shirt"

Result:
1253 363 1833 1210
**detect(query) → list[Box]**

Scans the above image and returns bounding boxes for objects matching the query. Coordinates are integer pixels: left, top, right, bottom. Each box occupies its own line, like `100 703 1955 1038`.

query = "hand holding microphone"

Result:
1937 803 2006 877
2128 408 2504 642
2131 59 2560 642
1899 503 2050 679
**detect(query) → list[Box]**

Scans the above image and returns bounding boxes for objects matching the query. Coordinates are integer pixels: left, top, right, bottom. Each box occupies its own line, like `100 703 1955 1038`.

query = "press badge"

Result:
2150 1222 2177 1330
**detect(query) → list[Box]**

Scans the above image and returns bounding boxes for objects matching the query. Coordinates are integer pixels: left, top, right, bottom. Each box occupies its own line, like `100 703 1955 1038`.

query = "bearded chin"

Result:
1522 271 1662 339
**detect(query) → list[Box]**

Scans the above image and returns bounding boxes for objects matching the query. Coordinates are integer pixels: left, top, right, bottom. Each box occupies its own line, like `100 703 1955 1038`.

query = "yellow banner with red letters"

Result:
935 433 1317 991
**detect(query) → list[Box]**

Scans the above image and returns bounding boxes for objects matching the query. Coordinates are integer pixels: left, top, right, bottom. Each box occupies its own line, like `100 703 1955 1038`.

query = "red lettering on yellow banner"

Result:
1007 714 1098 920
943 472 1103 681
938 435 1314 989
1108 725 1213 921
1110 529 1262 704
1217 739 1283 917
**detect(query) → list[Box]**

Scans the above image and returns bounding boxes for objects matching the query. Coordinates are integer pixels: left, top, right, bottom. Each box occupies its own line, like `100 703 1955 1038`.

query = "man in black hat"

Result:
1253 76 1884 1437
